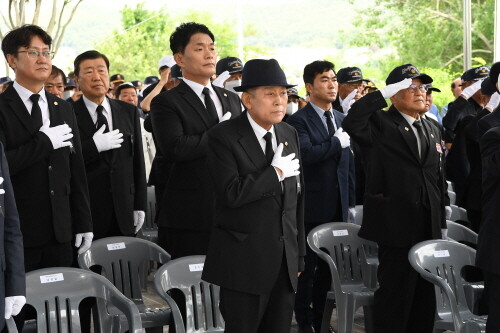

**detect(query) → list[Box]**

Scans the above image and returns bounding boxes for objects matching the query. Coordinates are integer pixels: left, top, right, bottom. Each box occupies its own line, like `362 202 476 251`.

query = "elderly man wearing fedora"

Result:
202 58 305 333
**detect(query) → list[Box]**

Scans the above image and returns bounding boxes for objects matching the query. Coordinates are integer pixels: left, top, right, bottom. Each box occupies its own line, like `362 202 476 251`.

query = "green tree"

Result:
349 0 494 73
96 3 264 81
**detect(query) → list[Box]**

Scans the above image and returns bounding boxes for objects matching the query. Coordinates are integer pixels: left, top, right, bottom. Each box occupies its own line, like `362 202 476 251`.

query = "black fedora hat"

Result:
233 58 295 92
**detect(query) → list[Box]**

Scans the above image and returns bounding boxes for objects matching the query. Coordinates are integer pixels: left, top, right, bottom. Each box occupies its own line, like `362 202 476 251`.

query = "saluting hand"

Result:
341 89 357 114
380 78 412 99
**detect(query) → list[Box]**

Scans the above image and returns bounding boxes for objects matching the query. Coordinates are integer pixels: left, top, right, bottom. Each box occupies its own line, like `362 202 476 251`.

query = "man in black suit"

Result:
202 58 305 333
287 60 355 333
343 64 447 333
477 62 500 331
150 22 241 258
0 25 93 272
72 50 147 240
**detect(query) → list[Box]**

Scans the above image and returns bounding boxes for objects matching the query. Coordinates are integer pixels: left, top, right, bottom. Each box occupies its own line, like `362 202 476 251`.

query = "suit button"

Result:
48 166 52 171
50 190 54 196
279 236 287 241
282 211 286 217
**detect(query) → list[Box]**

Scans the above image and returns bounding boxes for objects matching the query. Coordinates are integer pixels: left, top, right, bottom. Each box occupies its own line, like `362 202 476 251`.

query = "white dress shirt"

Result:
183 78 223 120
83 95 113 131
247 112 283 181
13 81 49 126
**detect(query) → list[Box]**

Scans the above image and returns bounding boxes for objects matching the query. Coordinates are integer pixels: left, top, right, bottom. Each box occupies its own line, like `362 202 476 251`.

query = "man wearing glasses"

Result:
343 64 448 333
332 66 368 113
0 25 93 272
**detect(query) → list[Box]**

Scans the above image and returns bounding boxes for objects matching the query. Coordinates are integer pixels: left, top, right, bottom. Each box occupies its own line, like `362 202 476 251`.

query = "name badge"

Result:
189 263 204 272
433 250 450 258
40 273 64 284
107 242 126 251
332 230 348 237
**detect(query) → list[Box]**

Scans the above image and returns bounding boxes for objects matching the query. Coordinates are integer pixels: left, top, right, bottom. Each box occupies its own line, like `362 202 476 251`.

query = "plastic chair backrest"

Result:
154 255 224 333
307 222 373 293
144 186 157 229
409 240 477 331
446 220 477 245
354 205 363 225
449 204 469 223
78 236 170 303
25 267 142 333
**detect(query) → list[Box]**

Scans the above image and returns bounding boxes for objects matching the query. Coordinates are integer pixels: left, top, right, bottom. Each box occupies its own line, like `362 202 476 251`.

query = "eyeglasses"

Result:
407 84 427 93
15 50 55 60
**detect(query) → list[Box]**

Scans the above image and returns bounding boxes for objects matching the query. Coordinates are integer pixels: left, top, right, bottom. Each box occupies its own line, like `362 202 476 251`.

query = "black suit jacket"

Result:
73 97 146 238
287 103 355 223
478 106 500 138
201 112 305 295
477 126 500 274
150 81 241 231
0 85 92 247
0 142 25 331
343 91 447 247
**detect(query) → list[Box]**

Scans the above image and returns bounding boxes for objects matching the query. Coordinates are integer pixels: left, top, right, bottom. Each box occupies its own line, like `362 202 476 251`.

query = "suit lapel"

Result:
107 98 123 166
45 93 64 126
3 85 36 134
177 81 211 128
74 98 98 136
389 107 421 163
212 85 230 115
305 104 329 139
237 112 267 169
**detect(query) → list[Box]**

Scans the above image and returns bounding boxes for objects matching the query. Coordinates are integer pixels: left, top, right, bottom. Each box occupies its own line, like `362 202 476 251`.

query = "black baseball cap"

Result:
385 64 432 85
287 87 300 98
0 77 12 85
425 84 441 93
110 74 125 84
337 67 366 83
490 62 500 93
216 57 243 76
461 65 490 82
144 76 159 85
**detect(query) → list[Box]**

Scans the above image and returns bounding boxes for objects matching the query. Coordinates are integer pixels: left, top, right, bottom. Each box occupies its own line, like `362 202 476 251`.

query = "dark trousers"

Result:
219 254 295 333
294 223 331 332
15 242 73 330
484 271 500 332
157 227 209 259
374 245 436 333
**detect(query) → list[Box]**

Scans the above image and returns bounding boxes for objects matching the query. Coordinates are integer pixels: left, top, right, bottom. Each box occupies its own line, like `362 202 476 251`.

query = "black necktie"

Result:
324 110 336 136
96 105 109 133
30 94 43 128
413 119 428 159
202 87 219 125
264 132 274 164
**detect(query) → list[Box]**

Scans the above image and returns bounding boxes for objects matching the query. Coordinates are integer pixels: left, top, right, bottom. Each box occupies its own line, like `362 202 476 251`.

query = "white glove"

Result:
93 125 123 152
348 207 356 223
380 78 413 99
133 210 145 233
341 89 357 113
445 205 452 220
334 127 350 148
271 143 300 179
219 112 232 123
4 296 26 319
461 79 483 100
0 177 4 195
485 92 500 112
75 232 94 255
212 71 231 88
40 120 73 150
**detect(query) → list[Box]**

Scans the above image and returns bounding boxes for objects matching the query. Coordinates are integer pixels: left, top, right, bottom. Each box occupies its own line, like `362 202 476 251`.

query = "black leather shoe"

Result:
298 324 315 333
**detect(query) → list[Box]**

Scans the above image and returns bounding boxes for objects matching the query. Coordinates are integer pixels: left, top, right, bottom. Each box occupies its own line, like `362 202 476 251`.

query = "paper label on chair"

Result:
40 273 64 284
189 264 204 272
107 242 126 251
332 230 349 237
433 250 450 258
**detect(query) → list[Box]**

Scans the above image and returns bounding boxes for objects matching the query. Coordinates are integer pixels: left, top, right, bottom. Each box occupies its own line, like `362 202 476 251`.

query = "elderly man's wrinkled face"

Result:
242 86 288 130
390 78 427 117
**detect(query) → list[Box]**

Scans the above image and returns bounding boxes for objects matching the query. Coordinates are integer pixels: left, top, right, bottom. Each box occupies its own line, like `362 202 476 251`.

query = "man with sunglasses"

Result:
343 64 448 333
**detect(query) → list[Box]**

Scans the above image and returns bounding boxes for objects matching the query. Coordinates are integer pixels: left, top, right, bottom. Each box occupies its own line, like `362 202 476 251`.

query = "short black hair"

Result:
303 60 335 85
74 50 110 77
50 65 67 85
169 22 215 54
1 24 52 60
